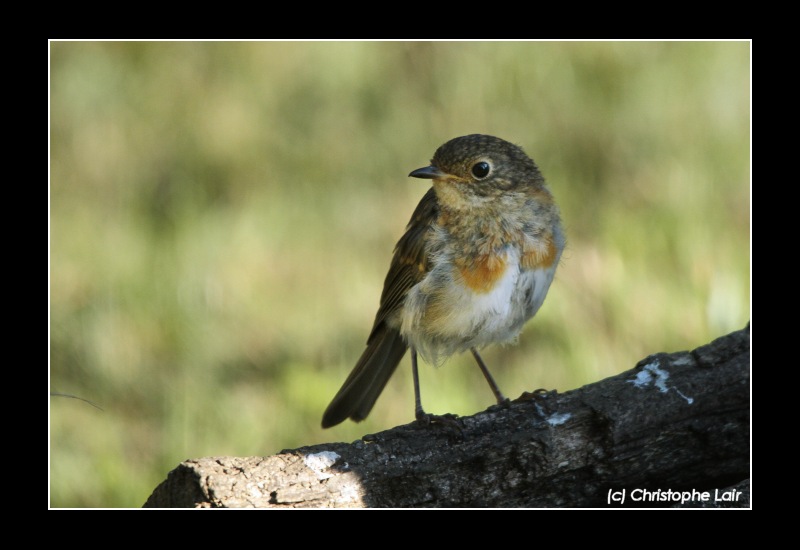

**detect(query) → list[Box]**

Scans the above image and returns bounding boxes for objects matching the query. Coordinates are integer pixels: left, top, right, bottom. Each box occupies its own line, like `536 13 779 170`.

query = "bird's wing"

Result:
367 187 438 342
321 188 438 427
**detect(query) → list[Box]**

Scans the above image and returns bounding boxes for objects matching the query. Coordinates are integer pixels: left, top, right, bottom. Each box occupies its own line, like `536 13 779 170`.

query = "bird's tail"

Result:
321 325 407 428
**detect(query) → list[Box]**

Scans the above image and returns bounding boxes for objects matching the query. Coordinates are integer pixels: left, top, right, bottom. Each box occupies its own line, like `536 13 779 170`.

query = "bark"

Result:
144 325 750 508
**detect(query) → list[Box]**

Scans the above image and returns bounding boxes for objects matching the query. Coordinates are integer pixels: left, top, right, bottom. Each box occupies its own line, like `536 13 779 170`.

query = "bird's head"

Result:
409 134 544 210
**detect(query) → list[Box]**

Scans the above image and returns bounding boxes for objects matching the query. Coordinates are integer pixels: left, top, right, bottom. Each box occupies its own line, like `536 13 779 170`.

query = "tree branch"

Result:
144 325 750 508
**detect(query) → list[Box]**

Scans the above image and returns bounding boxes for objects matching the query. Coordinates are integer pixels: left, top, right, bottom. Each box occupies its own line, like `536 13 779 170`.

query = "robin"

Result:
322 134 565 428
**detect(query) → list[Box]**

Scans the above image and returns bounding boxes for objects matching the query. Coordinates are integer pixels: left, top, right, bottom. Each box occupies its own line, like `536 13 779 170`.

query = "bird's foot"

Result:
487 397 511 413
415 410 463 433
518 388 554 401
517 388 557 417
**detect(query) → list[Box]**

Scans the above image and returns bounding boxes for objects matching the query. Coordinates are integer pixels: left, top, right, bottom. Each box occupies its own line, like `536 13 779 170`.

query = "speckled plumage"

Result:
322 135 565 428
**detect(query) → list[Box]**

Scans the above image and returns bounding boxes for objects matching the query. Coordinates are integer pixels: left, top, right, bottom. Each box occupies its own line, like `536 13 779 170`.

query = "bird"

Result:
321 134 565 429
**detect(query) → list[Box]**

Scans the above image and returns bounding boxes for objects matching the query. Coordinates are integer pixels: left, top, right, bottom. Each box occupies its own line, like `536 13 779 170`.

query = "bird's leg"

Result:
412 348 425 420
412 348 461 429
470 347 509 405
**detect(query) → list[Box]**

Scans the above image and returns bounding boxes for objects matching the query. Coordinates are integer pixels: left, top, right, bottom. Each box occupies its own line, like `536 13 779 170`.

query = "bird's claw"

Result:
415 410 464 434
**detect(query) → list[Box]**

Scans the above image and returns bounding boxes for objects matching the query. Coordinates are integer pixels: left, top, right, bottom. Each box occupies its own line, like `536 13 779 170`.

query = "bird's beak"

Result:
409 165 445 179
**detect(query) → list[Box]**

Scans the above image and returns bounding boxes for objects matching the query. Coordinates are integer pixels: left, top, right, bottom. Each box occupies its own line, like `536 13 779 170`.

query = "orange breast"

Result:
521 236 558 270
456 254 508 293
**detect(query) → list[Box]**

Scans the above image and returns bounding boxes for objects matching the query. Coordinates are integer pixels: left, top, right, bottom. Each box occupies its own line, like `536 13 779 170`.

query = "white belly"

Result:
400 248 557 365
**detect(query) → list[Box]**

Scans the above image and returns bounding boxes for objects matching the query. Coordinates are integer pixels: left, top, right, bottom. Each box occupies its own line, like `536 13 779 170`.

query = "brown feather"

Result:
368 188 438 339
321 189 438 428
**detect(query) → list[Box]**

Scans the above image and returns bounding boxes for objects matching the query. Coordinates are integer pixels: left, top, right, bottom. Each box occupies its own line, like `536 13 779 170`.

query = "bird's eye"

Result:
471 161 491 179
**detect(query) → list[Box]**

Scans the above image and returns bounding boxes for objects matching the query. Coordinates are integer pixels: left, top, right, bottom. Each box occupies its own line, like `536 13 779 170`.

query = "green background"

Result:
50 41 750 507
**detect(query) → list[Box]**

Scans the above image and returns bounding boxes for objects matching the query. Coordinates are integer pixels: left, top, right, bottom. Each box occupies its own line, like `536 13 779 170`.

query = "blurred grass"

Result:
49 41 750 507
